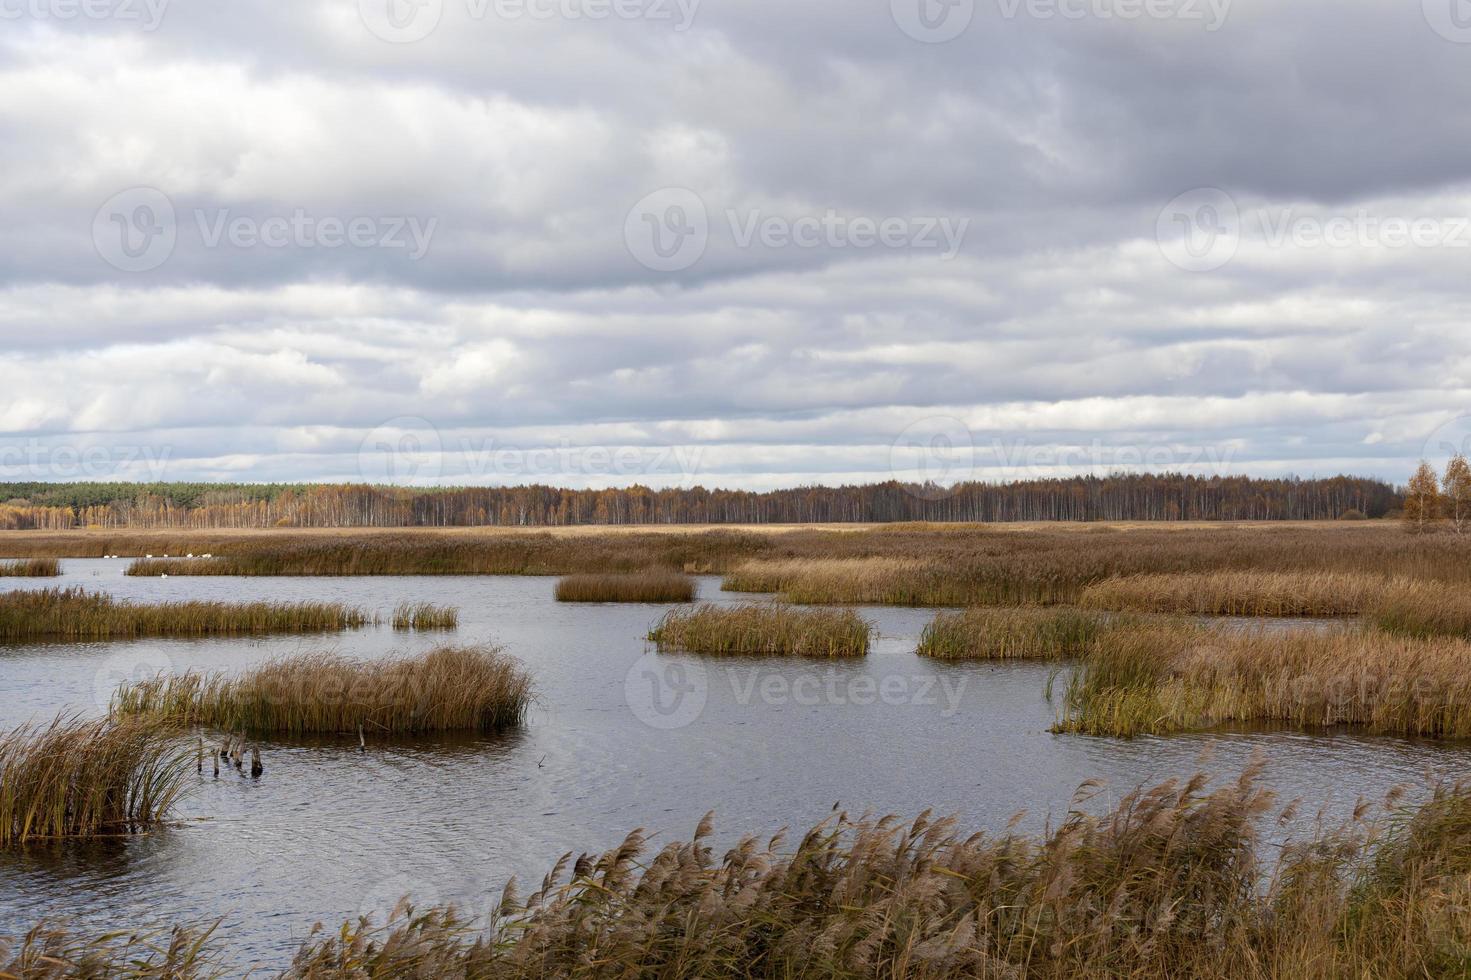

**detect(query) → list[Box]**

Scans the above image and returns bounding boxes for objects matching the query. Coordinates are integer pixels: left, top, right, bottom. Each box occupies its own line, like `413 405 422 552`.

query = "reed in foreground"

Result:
555 571 696 603
1078 570 1385 616
648 603 871 657
917 606 1111 659
113 645 533 736
0 921 225 978
0 557 59 577
0 716 191 846
0 587 370 642
1056 621 1471 738
391 602 459 630
16 765 1471 978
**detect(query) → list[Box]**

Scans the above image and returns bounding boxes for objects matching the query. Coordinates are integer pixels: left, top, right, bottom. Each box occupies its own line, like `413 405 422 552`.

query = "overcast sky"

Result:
1 0 1468 490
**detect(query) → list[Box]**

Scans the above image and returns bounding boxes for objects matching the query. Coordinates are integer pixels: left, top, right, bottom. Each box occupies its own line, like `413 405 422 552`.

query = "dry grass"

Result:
0 716 191 846
0 587 370 642
13 765 1471 977
1078 571 1386 617
1 921 225 978
112 645 533 736
1056 621 1471 738
0 557 59 577
648 603 872 657
555 571 696 603
391 602 459 630
1366 580 1471 639
917 607 1112 660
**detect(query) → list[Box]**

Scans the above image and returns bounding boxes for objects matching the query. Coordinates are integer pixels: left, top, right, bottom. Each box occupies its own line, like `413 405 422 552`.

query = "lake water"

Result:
2 560 1468 970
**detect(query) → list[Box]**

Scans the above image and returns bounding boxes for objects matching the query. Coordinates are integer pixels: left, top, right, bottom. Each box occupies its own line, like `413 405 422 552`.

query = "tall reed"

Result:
1078 570 1385 617
1056 621 1471 738
0 587 371 642
1366 579 1471 639
555 571 696 603
113 645 533 736
1 921 225 978
391 602 459 630
917 606 1111 659
648 603 872 657
0 716 191 846
14 767 1471 977
0 557 59 577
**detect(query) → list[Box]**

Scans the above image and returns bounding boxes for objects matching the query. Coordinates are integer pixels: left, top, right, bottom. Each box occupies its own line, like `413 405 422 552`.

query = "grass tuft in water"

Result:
917 606 1111 660
0 558 59 577
555 571 696 603
0 715 191 846
391 602 459 630
0 587 371 642
648 603 871 657
112 645 532 736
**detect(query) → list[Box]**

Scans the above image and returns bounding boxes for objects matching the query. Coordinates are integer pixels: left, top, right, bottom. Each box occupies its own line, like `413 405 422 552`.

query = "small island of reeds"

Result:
112 645 533 736
648 603 871 658
0 716 190 846
555 571 696 603
917 607 1111 660
0 558 60 577
0 587 371 642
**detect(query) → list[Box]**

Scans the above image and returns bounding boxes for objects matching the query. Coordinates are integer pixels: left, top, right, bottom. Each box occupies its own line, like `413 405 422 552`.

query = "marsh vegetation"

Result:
554 571 696 603
649 604 872 658
0 557 58 577
112 645 533 736
0 587 371 642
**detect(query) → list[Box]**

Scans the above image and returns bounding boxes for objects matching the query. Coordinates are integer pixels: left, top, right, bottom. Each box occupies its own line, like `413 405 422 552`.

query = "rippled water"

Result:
1 560 1468 970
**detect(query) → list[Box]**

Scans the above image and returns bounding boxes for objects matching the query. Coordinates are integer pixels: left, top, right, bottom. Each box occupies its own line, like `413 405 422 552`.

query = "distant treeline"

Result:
0 475 1398 529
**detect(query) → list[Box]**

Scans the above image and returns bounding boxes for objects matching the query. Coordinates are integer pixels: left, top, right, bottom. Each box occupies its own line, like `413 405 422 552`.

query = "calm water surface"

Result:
1 560 1468 970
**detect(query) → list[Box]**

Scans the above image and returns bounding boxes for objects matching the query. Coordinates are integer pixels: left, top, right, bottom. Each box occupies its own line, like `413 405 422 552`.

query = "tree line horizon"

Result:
0 473 1401 529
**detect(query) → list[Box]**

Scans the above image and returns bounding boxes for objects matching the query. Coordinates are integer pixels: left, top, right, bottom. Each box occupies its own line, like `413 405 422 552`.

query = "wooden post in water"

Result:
250 747 263 779
358 724 366 752
197 737 203 774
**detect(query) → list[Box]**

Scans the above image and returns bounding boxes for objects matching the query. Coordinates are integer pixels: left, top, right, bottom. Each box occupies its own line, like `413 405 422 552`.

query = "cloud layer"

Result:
2 0 1469 490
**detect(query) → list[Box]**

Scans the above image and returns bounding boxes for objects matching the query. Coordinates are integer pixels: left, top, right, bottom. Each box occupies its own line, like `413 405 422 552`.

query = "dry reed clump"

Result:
1366 580 1471 640
0 716 191 846
0 557 60 577
554 571 696 603
14 766 1471 976
917 607 1112 660
112 645 533 736
118 529 776 577
722 558 961 605
648 603 872 657
1055 621 1471 738
0 921 225 978
391 602 459 630
1078 571 1386 617
0 587 371 642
